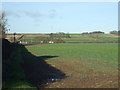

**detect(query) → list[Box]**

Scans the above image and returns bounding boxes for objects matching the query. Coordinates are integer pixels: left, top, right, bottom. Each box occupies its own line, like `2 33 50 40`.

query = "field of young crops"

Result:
25 43 118 88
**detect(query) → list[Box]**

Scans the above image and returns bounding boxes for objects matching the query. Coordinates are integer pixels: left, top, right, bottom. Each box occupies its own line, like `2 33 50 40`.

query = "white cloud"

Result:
24 11 44 18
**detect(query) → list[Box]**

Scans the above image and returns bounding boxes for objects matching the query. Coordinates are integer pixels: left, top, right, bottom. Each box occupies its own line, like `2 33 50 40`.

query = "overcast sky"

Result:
2 2 118 33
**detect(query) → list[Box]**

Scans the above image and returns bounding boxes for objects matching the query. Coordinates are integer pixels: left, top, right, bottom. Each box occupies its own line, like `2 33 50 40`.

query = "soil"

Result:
43 59 118 88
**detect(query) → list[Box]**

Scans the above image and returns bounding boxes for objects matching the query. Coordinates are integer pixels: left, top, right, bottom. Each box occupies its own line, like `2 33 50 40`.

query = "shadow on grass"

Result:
38 56 58 60
20 45 66 88
2 42 66 89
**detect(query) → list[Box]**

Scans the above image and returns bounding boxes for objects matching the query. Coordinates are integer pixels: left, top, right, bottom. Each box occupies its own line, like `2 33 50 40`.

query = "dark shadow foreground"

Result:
20 45 66 88
2 38 66 89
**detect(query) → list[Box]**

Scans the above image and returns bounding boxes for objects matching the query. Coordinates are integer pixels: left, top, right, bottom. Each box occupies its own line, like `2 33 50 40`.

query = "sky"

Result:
1 2 118 33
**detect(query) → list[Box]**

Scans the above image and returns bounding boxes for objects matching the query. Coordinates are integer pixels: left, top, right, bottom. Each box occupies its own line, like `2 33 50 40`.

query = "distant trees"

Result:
82 31 105 34
49 32 71 38
0 11 9 38
82 32 89 34
110 30 120 34
89 31 105 34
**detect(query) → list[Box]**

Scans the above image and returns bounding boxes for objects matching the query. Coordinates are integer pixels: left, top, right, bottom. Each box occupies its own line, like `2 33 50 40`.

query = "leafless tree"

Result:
0 11 9 38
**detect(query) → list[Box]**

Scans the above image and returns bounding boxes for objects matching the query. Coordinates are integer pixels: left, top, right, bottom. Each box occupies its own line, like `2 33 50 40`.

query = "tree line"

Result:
82 30 120 34
109 30 120 34
49 32 71 38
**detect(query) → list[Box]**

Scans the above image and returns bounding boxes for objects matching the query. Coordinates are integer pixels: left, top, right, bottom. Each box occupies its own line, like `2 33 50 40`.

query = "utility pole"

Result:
13 33 16 43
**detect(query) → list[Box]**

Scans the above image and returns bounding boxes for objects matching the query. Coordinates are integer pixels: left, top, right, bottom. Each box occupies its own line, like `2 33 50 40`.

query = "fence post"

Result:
13 33 16 43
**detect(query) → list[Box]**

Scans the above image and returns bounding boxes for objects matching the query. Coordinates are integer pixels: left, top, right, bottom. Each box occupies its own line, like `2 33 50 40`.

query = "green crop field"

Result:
25 42 118 88
26 43 118 69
